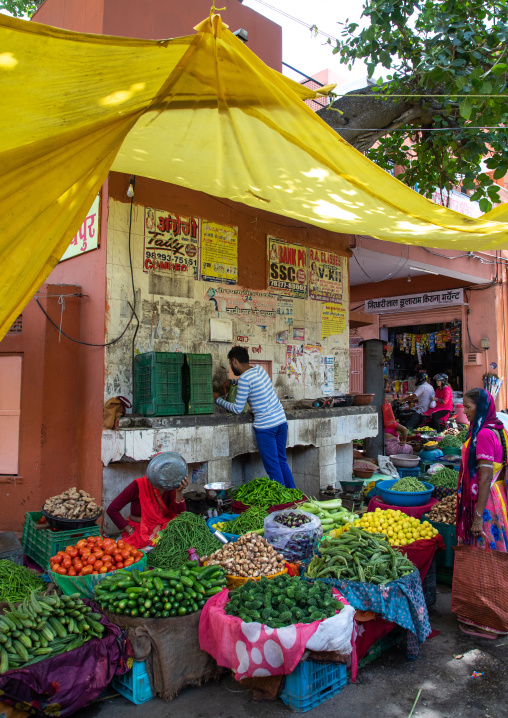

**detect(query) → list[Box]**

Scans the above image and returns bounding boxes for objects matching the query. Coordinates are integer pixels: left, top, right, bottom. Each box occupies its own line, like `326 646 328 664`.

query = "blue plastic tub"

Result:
376 479 434 507
206 513 240 542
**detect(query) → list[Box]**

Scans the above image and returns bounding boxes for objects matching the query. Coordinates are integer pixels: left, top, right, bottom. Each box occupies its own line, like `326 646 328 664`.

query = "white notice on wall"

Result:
60 194 100 261
321 355 335 396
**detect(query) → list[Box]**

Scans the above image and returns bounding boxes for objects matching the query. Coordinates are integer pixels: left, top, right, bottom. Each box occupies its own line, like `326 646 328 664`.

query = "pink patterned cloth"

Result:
199 588 352 681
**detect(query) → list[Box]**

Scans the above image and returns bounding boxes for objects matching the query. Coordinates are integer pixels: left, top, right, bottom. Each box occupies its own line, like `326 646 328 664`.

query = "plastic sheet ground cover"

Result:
302 569 431 659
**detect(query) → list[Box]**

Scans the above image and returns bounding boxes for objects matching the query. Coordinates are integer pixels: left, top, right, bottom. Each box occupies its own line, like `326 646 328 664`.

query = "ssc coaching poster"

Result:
268 237 308 299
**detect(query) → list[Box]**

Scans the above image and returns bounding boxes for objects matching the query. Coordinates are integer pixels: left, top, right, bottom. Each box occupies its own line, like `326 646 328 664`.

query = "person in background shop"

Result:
214 346 296 488
107 452 188 549
454 388 508 637
423 373 454 431
400 374 435 431
383 400 413 456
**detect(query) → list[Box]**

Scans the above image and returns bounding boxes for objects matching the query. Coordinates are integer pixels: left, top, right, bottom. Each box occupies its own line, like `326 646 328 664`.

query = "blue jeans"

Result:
254 422 296 488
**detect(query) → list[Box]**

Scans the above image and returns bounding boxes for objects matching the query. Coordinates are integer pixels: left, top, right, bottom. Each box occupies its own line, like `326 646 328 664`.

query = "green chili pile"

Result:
218 506 268 535
427 467 459 489
0 560 45 603
147 513 222 570
389 477 428 492
234 477 304 509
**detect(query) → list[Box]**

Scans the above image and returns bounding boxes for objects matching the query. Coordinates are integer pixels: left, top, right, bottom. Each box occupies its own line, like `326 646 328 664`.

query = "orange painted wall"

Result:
0 188 107 531
33 0 283 71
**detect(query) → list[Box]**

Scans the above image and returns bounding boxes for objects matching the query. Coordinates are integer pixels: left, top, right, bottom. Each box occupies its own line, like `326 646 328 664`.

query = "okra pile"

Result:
0 591 104 673
94 564 226 618
305 527 415 584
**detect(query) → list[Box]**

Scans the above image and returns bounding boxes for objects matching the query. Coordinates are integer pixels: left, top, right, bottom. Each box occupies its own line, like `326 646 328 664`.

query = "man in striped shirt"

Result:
215 346 296 488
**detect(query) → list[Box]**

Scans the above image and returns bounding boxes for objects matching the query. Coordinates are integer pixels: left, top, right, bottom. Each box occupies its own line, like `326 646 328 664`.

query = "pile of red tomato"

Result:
49 536 144 576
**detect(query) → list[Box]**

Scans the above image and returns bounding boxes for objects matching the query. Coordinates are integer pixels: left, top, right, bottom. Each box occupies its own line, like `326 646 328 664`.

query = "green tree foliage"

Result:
320 0 508 211
1 0 39 17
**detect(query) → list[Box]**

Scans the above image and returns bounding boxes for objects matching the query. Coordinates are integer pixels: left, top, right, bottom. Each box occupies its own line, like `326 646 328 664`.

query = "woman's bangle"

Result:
475 511 483 519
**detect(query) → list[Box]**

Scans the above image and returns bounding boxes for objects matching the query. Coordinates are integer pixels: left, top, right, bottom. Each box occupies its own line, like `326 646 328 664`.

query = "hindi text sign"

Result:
201 221 238 284
309 248 343 303
143 207 200 278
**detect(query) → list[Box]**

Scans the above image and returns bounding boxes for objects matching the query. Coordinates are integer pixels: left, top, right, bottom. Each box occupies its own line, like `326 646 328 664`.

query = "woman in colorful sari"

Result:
383 401 413 456
455 388 508 637
107 452 188 549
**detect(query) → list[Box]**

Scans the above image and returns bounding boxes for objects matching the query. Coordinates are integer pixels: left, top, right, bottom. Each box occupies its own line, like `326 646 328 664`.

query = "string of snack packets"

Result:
387 325 461 363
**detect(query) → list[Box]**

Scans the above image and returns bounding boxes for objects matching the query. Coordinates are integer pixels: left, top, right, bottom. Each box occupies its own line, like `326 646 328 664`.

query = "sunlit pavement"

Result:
76 586 507 718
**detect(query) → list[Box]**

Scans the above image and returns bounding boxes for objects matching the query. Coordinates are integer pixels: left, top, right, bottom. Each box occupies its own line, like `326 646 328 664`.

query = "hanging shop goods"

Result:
43 488 102 521
94 565 227 618
427 494 457 524
206 533 286 578
225 574 344 627
0 592 104 674
340 510 439 546
390 324 462 360
49 537 144 576
305 528 416 583
233 478 304 509
147 513 222 570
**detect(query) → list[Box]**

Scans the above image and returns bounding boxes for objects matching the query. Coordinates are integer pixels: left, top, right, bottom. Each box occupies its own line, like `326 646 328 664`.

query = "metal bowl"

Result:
147 452 188 491
203 482 234 504
389 454 421 468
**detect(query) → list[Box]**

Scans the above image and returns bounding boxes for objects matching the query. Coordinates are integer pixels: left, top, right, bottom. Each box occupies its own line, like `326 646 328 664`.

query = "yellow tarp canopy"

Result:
1 12 508 339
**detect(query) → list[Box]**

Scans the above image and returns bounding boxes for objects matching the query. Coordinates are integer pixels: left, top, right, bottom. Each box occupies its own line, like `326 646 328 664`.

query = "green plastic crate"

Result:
183 353 214 415
423 514 456 569
21 511 101 569
134 352 185 416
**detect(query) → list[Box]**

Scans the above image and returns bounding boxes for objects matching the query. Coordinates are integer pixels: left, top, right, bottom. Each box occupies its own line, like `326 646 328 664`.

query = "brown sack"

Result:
452 544 508 633
103 396 132 429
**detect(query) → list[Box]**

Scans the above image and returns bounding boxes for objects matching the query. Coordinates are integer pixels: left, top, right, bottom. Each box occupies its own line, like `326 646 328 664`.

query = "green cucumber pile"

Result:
0 591 104 673
389 477 428 492
427 467 459 489
94 564 226 618
147 513 223 570
225 574 343 627
305 527 415 584
233 477 304 509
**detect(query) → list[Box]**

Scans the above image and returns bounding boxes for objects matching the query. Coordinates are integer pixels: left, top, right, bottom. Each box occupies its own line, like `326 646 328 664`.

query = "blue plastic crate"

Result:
206 513 240 542
112 659 155 705
280 660 347 712
397 467 421 478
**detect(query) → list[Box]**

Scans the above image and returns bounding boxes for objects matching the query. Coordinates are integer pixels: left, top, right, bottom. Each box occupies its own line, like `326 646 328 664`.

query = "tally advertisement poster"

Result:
201 220 238 284
309 248 343 303
268 236 308 299
143 207 200 278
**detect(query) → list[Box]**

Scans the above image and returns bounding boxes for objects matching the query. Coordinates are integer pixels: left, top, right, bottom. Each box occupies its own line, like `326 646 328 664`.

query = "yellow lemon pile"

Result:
337 508 439 546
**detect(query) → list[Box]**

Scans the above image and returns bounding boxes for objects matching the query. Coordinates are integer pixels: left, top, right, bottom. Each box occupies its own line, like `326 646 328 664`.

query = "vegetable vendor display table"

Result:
367 495 438 520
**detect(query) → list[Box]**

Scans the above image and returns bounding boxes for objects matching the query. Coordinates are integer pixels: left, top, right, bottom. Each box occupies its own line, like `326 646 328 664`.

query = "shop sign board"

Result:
60 194 100 261
309 248 343 303
268 237 308 299
201 220 238 284
143 207 200 278
364 288 464 314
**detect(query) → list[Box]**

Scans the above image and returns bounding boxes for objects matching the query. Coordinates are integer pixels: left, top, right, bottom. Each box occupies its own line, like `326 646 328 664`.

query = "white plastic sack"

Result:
264 510 322 561
305 603 355 655
377 455 399 478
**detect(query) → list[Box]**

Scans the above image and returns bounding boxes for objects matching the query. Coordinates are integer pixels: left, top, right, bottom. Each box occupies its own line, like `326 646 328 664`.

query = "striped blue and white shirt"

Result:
216 364 286 430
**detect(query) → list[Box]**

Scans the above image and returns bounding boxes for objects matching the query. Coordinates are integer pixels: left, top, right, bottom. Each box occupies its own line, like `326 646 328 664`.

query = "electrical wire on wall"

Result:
36 178 139 352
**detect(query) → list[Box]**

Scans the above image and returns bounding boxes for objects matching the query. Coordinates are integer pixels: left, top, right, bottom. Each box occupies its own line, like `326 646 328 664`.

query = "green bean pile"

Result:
0 560 45 603
457 430 469 444
389 477 428 492
147 513 222 569
427 467 459 489
234 477 304 509
220 506 268 535
305 527 415 584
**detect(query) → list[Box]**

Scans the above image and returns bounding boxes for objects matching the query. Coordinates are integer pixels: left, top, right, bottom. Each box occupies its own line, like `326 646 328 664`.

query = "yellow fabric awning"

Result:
1 12 508 339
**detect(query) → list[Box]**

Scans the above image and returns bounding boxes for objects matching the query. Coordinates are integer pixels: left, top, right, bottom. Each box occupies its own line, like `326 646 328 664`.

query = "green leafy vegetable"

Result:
389 477 428 492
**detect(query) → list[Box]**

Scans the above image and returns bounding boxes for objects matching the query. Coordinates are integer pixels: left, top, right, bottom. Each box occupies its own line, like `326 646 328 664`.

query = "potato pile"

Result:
206 532 285 577
427 492 456 525
44 488 102 519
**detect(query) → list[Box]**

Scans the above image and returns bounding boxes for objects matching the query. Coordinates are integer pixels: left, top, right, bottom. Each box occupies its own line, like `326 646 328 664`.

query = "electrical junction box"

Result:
209 318 233 343
480 338 490 349
465 352 482 366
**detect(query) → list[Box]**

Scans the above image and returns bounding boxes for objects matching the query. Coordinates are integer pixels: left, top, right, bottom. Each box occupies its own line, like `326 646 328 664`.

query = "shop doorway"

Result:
385 321 463 395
